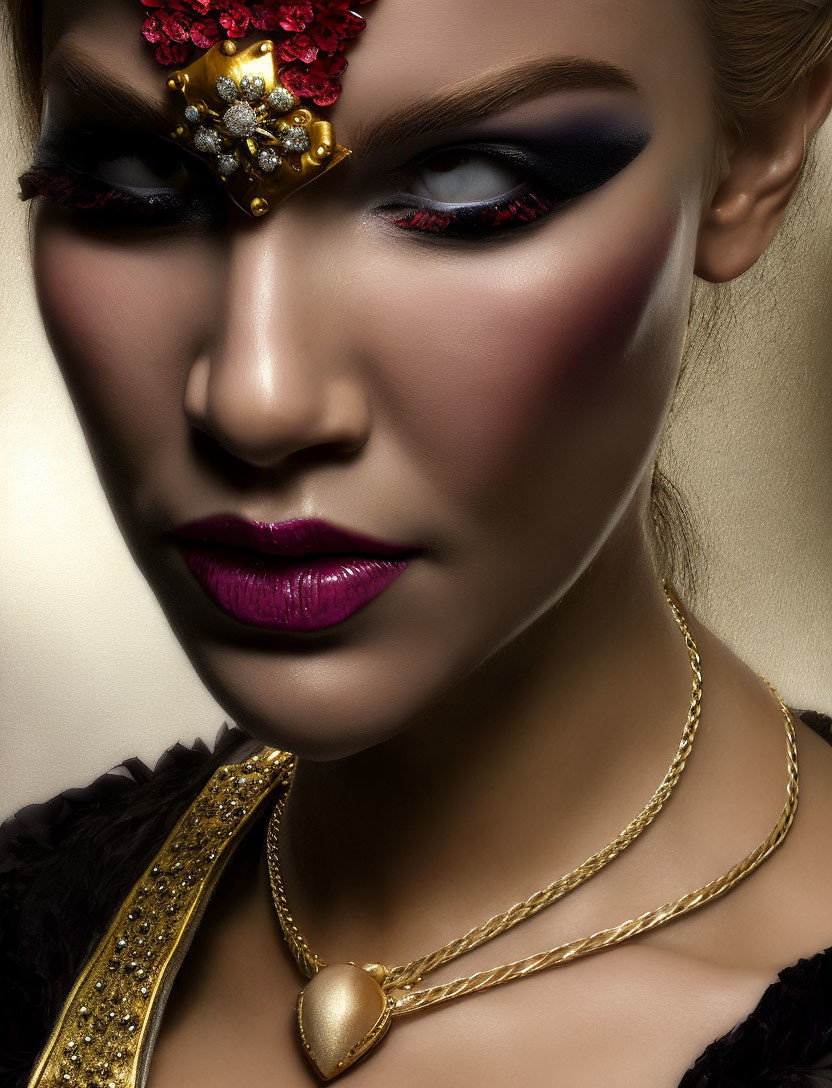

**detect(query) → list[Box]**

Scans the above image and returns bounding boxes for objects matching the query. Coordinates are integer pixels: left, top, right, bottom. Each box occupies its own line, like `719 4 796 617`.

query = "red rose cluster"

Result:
140 0 376 106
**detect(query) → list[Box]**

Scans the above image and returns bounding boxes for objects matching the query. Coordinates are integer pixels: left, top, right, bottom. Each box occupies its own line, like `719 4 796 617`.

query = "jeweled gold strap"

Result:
27 746 293 1088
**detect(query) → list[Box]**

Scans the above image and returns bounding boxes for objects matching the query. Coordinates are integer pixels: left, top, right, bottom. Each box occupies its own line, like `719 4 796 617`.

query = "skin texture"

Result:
34 11 701 760
27 0 832 1083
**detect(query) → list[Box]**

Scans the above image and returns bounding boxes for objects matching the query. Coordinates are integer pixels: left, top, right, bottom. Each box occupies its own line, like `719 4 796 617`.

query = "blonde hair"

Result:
652 0 832 599
702 0 832 125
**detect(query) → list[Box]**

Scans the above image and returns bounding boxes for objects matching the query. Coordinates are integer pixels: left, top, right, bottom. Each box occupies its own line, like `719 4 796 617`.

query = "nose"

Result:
184 225 370 470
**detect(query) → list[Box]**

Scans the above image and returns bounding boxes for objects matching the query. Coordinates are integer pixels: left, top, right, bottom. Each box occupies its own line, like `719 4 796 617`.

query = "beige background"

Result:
2 53 831 819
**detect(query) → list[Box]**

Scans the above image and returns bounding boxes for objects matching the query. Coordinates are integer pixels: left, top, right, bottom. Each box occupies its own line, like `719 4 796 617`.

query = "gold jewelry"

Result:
167 40 350 219
139 1 380 220
266 583 798 1082
25 747 297 1088
22 587 798 1088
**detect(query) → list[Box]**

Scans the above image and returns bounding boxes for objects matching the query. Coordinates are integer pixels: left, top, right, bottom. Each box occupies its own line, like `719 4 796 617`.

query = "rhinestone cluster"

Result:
30 749 292 1088
173 50 318 183
167 39 349 217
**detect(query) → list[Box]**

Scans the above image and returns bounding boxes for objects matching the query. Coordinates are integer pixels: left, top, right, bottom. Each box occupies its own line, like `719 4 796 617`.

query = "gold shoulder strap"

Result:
27 746 293 1088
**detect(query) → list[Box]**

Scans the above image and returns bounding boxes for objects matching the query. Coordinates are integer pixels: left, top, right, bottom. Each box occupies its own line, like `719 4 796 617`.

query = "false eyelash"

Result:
18 162 196 227
385 190 556 238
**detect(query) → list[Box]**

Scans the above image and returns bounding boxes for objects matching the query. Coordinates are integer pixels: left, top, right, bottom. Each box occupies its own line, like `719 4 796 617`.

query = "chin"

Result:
177 633 461 761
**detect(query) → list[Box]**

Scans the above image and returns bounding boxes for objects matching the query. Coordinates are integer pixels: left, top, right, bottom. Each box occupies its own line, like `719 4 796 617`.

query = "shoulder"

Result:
796 707 832 746
774 704 832 936
0 724 253 1088
679 927 832 1086
679 706 832 1085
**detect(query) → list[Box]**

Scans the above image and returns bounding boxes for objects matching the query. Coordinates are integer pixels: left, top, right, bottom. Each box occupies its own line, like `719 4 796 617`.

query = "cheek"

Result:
360 196 689 505
33 222 216 485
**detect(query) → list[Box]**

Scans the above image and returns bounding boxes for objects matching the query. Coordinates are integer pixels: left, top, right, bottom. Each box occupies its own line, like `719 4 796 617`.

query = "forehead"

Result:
41 0 713 139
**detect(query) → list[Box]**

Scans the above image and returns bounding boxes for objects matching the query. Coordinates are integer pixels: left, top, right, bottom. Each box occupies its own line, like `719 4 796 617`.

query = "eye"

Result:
379 145 544 239
19 129 224 232
377 119 653 241
409 149 524 205
93 144 192 191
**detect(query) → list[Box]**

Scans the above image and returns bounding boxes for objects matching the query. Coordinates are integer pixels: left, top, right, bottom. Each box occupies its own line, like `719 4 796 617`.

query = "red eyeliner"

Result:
387 189 555 236
18 163 200 227
19 164 126 212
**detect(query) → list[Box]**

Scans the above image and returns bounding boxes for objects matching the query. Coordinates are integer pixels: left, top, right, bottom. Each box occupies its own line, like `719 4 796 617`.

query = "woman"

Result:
3 0 832 1084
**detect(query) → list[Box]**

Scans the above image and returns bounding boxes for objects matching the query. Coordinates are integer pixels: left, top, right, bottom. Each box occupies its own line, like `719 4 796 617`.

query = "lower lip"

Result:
177 545 409 631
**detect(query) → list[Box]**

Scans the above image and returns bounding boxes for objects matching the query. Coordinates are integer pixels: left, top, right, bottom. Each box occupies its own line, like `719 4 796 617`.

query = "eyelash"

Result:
21 160 561 243
20 127 639 240
384 190 556 237
19 163 185 227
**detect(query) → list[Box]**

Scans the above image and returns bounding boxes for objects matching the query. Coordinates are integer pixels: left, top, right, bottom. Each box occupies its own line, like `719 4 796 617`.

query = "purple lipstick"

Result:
168 515 413 632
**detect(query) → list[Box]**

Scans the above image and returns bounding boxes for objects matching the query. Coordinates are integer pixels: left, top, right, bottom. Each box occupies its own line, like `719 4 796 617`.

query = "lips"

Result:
167 515 414 632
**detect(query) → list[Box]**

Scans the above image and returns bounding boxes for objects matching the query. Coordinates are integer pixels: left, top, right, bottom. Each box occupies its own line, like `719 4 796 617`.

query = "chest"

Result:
145 941 776 1088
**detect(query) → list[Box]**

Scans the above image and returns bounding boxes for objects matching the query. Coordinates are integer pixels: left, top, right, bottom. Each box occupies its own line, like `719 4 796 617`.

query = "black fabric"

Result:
677 949 832 1087
0 724 252 1088
1 712 831 1088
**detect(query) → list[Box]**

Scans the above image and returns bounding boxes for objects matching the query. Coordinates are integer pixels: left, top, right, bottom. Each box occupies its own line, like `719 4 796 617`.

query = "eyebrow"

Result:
42 49 171 132
41 49 639 155
348 54 641 158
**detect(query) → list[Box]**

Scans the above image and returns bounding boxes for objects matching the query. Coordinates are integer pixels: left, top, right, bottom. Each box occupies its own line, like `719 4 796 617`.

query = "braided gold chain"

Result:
266 580 771 1010
395 679 797 1013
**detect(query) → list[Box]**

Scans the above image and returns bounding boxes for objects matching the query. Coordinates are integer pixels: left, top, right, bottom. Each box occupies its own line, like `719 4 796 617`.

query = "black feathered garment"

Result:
2 712 831 1088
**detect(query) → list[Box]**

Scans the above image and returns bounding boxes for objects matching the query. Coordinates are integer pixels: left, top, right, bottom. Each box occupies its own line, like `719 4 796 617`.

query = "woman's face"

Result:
33 0 715 757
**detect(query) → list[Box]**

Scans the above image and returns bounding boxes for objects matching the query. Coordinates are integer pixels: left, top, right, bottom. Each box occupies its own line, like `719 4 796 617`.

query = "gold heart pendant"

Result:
297 964 393 1080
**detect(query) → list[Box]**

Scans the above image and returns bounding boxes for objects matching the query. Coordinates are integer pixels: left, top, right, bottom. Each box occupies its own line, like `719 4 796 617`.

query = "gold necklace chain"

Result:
260 584 801 1081
267 580 702 990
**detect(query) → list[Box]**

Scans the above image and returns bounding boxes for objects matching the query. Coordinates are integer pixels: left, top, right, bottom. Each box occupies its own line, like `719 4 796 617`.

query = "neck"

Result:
275 502 696 970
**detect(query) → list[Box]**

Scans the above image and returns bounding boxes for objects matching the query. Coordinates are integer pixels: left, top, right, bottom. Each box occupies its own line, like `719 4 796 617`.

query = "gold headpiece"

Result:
140 1 377 219
168 39 349 218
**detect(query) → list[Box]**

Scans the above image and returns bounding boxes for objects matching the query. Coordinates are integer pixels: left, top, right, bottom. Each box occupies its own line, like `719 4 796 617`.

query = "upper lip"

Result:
168 514 416 558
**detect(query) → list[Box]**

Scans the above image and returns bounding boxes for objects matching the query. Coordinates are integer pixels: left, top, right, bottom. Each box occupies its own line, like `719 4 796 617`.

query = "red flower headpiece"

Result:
141 0 376 106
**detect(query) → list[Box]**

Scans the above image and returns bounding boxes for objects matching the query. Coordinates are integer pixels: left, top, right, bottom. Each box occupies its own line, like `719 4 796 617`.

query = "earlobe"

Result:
695 58 832 284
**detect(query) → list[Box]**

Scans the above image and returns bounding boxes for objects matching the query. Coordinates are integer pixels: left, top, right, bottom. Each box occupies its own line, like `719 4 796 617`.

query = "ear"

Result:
695 57 832 283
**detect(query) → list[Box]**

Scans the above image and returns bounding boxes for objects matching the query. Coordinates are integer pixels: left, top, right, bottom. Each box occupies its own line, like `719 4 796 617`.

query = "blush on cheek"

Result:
531 199 684 406
366 198 684 493
467 199 683 423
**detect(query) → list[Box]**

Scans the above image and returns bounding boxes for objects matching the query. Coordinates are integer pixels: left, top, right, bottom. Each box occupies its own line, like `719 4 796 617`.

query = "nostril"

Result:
187 424 367 484
183 355 371 471
183 355 212 429
188 427 272 487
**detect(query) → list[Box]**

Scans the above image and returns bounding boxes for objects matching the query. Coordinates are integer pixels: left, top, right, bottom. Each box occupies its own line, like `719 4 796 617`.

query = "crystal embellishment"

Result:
24 748 294 1088
280 125 311 153
240 74 266 101
193 126 221 154
258 148 281 173
217 154 239 176
268 86 298 112
216 75 238 102
168 39 352 218
223 103 258 138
